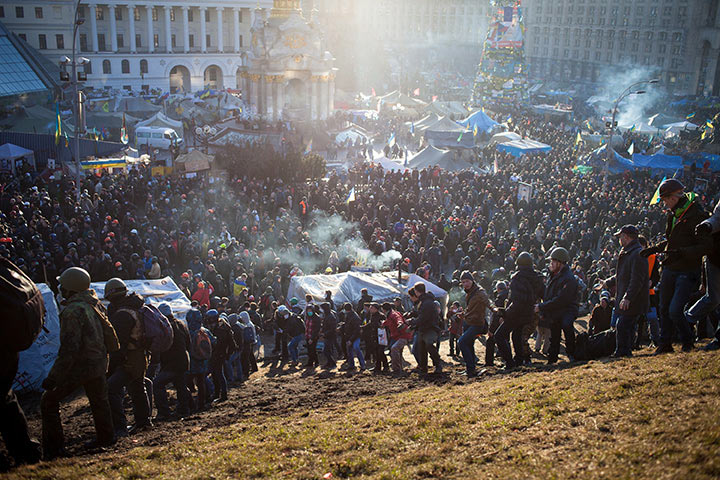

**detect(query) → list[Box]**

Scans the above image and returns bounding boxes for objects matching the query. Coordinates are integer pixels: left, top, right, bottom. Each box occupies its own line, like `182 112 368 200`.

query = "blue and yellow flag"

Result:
54 103 62 145
650 176 666 205
686 112 696 119
304 138 313 154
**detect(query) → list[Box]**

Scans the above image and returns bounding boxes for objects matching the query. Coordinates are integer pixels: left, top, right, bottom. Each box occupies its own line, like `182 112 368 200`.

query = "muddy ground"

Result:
3 319 591 470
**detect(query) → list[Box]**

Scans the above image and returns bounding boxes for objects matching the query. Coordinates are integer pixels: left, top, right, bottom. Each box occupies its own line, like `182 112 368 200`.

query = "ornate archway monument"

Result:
239 0 337 121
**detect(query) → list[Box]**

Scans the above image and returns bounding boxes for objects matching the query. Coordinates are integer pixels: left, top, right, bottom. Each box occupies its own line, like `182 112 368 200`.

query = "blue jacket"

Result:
416 292 441 333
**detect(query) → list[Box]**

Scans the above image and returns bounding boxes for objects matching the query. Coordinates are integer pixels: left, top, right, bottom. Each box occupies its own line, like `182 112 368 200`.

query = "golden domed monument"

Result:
240 0 336 121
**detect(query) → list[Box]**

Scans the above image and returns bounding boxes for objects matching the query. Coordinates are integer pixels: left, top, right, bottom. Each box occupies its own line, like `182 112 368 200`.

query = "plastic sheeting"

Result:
458 109 498 133
496 138 552 157
287 272 447 310
91 277 192 320
14 284 61 393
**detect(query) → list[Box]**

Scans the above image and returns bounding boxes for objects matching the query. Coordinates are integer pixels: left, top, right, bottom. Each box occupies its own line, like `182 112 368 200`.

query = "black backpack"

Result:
0 258 46 352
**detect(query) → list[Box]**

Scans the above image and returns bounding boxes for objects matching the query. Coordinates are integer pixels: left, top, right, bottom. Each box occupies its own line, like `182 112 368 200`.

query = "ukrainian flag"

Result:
650 176 666 205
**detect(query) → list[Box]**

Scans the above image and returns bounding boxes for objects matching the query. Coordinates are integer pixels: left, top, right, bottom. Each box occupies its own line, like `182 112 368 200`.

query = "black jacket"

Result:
613 240 649 317
107 292 145 373
210 319 236 362
505 266 545 323
286 314 306 338
343 310 362 342
322 311 337 338
416 292 440 333
362 312 384 346
539 265 578 321
157 317 190 373
660 194 710 272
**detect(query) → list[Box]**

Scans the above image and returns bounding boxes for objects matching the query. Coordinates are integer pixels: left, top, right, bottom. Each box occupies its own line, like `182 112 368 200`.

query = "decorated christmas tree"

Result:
471 0 528 106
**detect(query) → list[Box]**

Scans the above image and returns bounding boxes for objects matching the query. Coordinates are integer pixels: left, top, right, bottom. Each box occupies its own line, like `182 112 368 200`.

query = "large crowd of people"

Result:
1 101 719 467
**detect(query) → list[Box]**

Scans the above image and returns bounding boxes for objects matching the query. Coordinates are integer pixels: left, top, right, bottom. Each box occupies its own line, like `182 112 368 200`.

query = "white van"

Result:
135 127 183 150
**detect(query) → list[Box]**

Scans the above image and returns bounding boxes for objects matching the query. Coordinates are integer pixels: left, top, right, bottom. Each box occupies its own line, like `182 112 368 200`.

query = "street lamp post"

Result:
603 79 659 192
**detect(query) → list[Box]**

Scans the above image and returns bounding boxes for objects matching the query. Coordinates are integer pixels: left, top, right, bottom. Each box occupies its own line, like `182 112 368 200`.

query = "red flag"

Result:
432 95 438 102
413 88 420 96
371 88 376 97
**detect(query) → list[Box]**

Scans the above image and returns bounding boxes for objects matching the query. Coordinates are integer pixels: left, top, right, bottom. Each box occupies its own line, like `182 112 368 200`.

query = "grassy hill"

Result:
7 349 720 480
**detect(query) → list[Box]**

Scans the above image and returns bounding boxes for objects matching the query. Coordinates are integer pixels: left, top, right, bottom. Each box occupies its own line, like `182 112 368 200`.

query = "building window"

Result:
239 35 243 47
134 7 140 21
16 6 24 18
98 34 106 51
18 33 26 41
171 34 176 48
170 8 175 21
140 59 148 74
206 34 211 47
0 6 4 18
35 7 43 18
96 7 103 20
188 9 193 21
115 8 122 21
103 59 111 74
80 34 88 51
117 34 124 48
136 34 142 48
205 9 210 22
189 34 194 47
38 34 47 49
152 7 158 21
673 32 682 42
56 34 64 49
85 61 92 74
121 59 130 74
153 34 159 48
238 9 242 22
658 44 666 53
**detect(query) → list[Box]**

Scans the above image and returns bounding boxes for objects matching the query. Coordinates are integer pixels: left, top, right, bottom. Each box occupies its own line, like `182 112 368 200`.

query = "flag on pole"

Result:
371 88 376 97
575 131 582 146
120 113 129 144
410 122 415 134
63 131 69 148
646 135 654 150
431 95 438 102
628 142 634 155
304 138 313 154
54 103 62 145
686 112 696 119
650 176 666 205
584 120 593 131
413 88 420 96
345 187 355 205
473 124 479 137
706 120 714 129
457 132 464 142
102 102 110 113
629 124 636 132
388 133 396 147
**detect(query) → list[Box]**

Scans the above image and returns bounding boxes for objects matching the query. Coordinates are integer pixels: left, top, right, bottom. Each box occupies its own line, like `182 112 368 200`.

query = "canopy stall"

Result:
424 116 474 149
496 138 552 157
0 143 36 174
458 109 498 134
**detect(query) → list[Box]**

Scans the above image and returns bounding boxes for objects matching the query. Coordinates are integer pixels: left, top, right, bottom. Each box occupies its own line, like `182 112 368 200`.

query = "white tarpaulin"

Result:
14 284 60 393
91 277 191 320
287 272 447 310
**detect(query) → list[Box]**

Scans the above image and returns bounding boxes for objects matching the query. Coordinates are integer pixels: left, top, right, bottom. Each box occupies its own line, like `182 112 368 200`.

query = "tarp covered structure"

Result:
489 131 522 145
135 111 183 136
496 138 552 157
0 142 36 174
287 272 447 310
424 116 474 148
458 109 498 133
407 145 474 171
664 121 699 135
408 113 442 133
424 101 469 117
332 124 370 145
174 149 213 172
615 152 684 172
377 90 428 109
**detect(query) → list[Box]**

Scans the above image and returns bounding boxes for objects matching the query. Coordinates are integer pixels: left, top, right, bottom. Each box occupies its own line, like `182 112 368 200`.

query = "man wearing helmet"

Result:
641 179 711 353
41 267 118 459
535 247 579 364
104 277 153 436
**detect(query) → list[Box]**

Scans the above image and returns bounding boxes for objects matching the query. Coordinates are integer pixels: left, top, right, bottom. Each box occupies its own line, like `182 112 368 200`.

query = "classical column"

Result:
250 7 256 26
216 7 224 53
705 48 720 96
328 77 335 114
311 78 318 120
182 6 189 53
319 78 328 119
109 5 117 52
147 5 154 53
233 7 240 52
89 4 98 52
200 7 207 52
164 6 172 53
253 76 261 114
128 4 136 52
276 78 285 119
271 80 278 121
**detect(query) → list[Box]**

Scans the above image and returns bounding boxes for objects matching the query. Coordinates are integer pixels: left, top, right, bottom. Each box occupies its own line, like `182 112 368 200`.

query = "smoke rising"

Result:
595 65 662 128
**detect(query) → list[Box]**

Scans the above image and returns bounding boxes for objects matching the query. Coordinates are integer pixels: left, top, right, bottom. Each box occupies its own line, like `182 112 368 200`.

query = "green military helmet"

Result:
57 267 91 293
550 247 570 264
516 251 533 267
104 277 128 300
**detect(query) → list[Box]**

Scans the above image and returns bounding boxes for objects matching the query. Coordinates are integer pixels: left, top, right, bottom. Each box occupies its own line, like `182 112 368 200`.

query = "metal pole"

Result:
73 0 82 202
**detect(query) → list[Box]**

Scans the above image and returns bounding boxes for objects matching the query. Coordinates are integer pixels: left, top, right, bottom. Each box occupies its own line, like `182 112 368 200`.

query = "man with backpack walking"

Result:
41 267 117 459
1 258 44 466
104 278 154 436
152 303 191 420
186 309 213 411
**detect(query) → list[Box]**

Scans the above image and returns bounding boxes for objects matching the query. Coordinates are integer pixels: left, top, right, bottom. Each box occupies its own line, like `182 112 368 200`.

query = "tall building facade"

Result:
523 0 720 96
0 0 273 92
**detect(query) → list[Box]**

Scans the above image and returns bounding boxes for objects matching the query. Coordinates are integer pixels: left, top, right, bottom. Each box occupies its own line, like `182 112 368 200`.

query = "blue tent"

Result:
496 138 552 157
459 110 498 133
587 145 684 173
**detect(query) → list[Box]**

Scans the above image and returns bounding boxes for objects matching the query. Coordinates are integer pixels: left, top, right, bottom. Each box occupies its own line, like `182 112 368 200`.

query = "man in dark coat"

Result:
320 302 337 368
536 248 579 364
152 303 191 419
205 309 236 403
607 225 649 357
341 303 365 371
413 283 443 374
496 252 545 368
641 180 711 353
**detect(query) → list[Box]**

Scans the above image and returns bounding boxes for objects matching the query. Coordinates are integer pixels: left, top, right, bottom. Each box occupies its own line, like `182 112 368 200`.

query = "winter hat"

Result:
460 270 474 282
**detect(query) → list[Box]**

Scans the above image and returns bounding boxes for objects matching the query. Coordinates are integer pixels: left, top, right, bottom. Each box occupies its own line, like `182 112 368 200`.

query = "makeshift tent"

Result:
458 109 498 133
135 111 183 136
377 90 428 109
287 272 447 310
14 283 60 393
619 123 659 135
174 149 213 172
647 113 683 128
368 155 405 172
407 145 451 169
424 116 474 148
615 152 684 172
90 277 192 320
496 138 552 157
664 121 699 135
0 143 36 174
333 124 370 145
489 131 522 145
408 113 442 133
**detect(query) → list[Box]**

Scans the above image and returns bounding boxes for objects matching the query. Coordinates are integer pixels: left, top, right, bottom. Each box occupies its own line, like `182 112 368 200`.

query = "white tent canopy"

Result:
489 131 522 145
0 143 36 175
664 121 698 135
287 272 447 310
